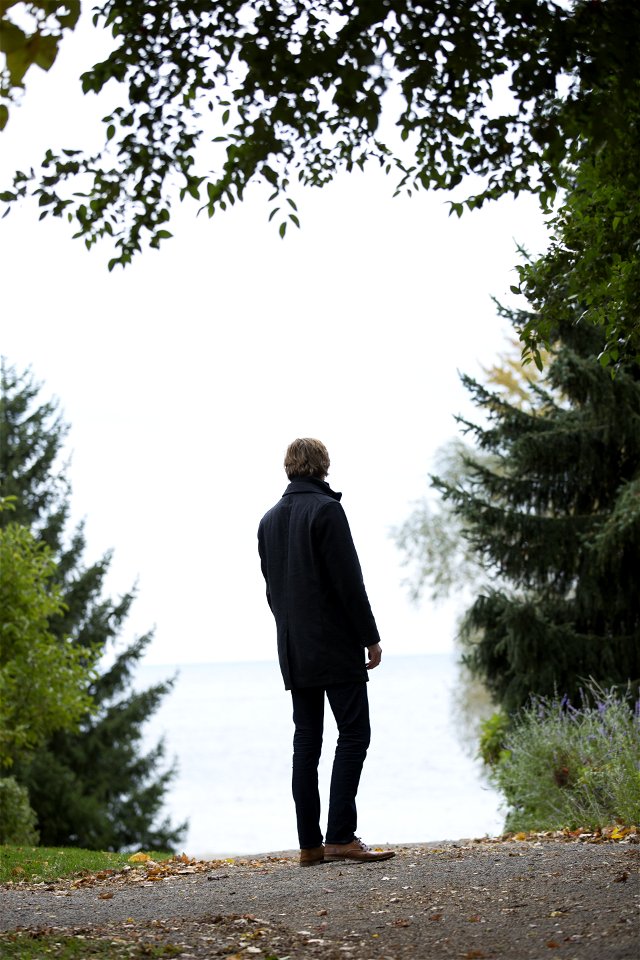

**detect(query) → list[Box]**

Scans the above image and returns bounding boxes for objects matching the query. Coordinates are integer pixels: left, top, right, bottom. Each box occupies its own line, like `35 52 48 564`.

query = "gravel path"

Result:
2 839 638 959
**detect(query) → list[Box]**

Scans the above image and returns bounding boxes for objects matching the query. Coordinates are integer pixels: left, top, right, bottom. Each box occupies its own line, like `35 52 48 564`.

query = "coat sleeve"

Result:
315 500 381 648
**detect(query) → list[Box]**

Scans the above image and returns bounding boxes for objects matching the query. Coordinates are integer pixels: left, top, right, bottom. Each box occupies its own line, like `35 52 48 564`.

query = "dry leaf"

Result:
610 826 631 839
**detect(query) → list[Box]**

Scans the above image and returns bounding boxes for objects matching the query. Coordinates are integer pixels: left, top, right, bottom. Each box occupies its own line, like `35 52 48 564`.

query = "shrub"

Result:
488 683 640 833
479 711 511 766
0 777 39 845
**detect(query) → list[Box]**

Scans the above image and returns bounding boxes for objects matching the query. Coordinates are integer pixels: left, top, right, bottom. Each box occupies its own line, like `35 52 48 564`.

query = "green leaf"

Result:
6 46 32 86
34 35 58 72
0 20 26 55
279 221 287 238
0 105 8 131
57 0 81 29
262 165 278 187
106 124 116 141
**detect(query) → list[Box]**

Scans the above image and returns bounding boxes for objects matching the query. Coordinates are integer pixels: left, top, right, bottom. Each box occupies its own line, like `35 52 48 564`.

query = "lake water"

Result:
135 654 504 856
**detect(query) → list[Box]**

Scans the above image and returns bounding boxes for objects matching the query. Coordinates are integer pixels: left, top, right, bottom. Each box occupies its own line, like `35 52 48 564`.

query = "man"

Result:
258 438 395 866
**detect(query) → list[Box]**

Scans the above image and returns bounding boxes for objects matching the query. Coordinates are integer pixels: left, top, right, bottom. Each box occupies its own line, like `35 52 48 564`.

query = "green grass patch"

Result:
0 932 181 959
0 846 170 885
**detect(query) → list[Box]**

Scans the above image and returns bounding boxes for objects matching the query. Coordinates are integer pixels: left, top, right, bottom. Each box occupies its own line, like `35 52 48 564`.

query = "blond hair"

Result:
284 438 330 480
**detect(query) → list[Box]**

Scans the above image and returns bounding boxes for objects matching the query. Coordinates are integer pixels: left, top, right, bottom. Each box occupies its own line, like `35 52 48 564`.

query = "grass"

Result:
0 846 170 885
0 932 181 959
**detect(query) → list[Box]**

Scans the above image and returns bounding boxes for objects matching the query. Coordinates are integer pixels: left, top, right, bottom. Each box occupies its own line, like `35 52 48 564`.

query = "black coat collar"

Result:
283 476 342 501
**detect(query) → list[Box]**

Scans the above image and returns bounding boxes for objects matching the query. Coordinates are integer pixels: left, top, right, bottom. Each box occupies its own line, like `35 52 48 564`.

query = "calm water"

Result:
135 654 503 856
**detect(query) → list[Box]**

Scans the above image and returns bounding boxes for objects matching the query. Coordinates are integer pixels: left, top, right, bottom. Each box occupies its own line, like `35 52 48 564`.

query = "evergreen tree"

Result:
434 317 640 714
0 360 186 850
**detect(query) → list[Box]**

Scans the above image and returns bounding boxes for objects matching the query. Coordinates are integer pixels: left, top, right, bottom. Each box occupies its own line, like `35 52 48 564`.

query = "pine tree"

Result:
0 360 186 850
434 318 640 714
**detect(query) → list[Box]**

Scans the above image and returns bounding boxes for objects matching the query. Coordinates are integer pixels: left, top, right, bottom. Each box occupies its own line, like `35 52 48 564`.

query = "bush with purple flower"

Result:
481 682 640 833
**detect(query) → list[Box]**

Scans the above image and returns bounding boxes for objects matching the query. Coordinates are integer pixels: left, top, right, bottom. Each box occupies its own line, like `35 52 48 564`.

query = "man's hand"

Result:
366 643 382 670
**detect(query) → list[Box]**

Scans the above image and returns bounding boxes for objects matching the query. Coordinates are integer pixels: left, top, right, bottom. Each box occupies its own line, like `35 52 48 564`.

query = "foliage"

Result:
393 343 545 604
0 844 168 884
0 777 38 845
393 440 485 604
0 360 186 851
0 2 80 130
481 337 551 408
395 121 640 706
1 0 639 274
397 315 640 714
18 660 184 851
439 319 640 713
0 506 96 768
394 195 640 710
478 712 511 767
515 124 640 370
488 684 640 833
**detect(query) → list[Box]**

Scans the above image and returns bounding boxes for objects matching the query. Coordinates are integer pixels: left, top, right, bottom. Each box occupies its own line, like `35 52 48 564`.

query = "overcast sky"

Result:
0 14 551 667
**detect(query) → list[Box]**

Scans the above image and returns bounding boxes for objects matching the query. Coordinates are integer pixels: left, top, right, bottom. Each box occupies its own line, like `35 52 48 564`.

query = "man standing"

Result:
258 438 395 866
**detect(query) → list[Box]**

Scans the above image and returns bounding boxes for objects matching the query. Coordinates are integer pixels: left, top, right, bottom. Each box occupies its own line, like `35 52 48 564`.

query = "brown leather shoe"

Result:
299 845 325 867
324 837 395 863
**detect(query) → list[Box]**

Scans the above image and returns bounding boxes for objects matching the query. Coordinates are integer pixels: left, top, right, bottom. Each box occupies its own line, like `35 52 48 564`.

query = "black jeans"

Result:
291 682 371 849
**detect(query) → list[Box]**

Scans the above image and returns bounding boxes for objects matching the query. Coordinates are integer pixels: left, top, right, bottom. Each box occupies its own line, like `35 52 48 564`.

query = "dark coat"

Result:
258 477 381 690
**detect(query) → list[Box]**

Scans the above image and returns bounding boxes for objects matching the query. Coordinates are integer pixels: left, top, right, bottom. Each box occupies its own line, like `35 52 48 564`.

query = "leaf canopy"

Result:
2 0 639 268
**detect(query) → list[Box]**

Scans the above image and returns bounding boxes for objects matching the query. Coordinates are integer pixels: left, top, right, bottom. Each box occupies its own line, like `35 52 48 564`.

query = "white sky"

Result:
0 13 550 666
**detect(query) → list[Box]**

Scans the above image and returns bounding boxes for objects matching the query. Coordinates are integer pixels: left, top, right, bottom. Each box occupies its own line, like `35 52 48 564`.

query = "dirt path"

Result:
2 839 638 959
